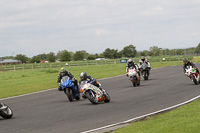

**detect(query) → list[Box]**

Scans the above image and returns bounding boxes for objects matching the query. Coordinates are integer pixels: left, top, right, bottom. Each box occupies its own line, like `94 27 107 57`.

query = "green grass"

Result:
0 61 183 99
113 99 200 133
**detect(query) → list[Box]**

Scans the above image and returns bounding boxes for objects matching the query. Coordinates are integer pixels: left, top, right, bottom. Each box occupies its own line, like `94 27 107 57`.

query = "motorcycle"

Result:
128 67 140 87
60 76 80 102
0 103 13 119
80 81 110 104
139 62 150 80
185 66 200 85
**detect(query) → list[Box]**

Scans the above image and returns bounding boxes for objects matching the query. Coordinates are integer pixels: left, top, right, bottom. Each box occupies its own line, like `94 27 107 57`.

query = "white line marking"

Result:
81 95 200 133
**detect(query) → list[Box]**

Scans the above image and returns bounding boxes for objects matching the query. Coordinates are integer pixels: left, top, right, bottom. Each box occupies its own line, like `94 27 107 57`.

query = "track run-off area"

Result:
1 65 200 133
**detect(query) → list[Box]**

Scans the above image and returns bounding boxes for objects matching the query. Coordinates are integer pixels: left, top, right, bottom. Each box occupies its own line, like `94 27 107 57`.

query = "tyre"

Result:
65 88 73 102
0 104 13 119
104 90 110 103
192 76 198 85
132 77 137 87
75 87 80 100
144 71 148 80
85 91 98 104
137 78 140 86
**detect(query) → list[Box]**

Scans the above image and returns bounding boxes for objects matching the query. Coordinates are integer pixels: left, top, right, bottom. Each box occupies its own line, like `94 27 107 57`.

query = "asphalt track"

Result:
1 65 200 133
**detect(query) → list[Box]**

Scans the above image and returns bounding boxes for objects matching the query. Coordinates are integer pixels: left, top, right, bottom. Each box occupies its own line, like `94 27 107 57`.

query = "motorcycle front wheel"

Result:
85 91 98 104
192 76 198 85
64 88 73 102
103 90 110 103
132 76 137 87
0 104 13 119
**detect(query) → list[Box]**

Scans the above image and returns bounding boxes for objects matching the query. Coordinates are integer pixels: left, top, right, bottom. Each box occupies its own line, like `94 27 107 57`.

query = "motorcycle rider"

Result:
79 72 103 98
79 72 100 88
183 58 199 74
57 67 78 91
126 59 140 77
138 56 151 75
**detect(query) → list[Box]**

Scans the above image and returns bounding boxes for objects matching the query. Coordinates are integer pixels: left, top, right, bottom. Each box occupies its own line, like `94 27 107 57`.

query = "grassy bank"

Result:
113 99 200 133
0 61 183 99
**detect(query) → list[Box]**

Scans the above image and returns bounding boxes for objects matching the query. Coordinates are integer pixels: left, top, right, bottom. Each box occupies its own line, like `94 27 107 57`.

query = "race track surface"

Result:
1 65 200 133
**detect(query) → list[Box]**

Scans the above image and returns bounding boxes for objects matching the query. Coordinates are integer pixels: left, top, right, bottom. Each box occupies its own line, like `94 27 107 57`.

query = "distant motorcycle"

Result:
0 103 13 119
139 63 150 80
60 76 80 102
128 67 140 87
185 66 200 85
80 81 110 104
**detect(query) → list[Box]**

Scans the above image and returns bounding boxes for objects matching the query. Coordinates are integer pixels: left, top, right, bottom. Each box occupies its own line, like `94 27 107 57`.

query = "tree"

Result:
195 43 200 54
57 50 71 61
15 54 28 63
30 56 40 63
37 53 47 60
139 50 149 56
47 52 56 62
120 45 137 57
149 46 161 56
73 51 86 61
87 54 97 60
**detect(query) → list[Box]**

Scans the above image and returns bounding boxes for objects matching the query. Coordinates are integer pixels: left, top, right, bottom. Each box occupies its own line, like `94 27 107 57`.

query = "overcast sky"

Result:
1 0 200 57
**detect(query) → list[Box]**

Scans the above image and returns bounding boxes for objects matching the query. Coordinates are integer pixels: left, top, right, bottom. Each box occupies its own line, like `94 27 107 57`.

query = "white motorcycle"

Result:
128 67 140 87
0 103 13 119
80 81 110 104
185 66 200 85
139 62 150 80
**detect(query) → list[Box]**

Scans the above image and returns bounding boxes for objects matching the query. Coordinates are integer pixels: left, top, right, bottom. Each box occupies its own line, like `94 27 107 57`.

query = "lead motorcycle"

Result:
80 81 110 104
128 67 140 87
139 62 150 80
0 103 13 119
185 66 200 85
60 76 80 102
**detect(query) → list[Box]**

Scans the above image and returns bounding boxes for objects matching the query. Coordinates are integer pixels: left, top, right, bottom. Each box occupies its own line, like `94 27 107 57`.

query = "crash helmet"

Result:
141 56 145 62
128 59 133 64
60 67 66 76
183 58 188 65
80 72 87 80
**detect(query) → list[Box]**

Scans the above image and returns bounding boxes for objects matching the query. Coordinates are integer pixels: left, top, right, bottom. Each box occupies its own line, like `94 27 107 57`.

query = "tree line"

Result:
2 43 200 63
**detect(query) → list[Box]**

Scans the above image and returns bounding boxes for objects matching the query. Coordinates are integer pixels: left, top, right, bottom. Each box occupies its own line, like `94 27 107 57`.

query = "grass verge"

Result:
113 99 200 133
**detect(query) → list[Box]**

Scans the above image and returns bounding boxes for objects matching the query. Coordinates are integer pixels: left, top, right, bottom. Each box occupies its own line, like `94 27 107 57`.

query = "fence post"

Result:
32 64 34 70
14 65 15 71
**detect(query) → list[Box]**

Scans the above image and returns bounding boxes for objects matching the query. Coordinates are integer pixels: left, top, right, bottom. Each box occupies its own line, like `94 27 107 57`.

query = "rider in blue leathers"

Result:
57 67 78 91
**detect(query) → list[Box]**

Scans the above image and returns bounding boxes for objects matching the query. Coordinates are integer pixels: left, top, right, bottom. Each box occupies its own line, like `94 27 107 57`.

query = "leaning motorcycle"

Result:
0 103 13 119
128 67 140 87
60 76 80 102
185 66 200 85
140 63 150 80
80 81 110 104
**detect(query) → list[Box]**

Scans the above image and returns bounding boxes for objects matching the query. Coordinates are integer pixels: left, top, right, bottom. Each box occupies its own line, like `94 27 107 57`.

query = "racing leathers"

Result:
183 61 199 74
126 62 140 77
138 59 151 75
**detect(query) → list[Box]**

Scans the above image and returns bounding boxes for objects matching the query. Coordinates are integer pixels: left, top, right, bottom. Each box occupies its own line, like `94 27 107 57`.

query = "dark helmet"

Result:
141 56 145 61
60 67 66 76
183 58 188 64
80 72 87 80
128 59 133 64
